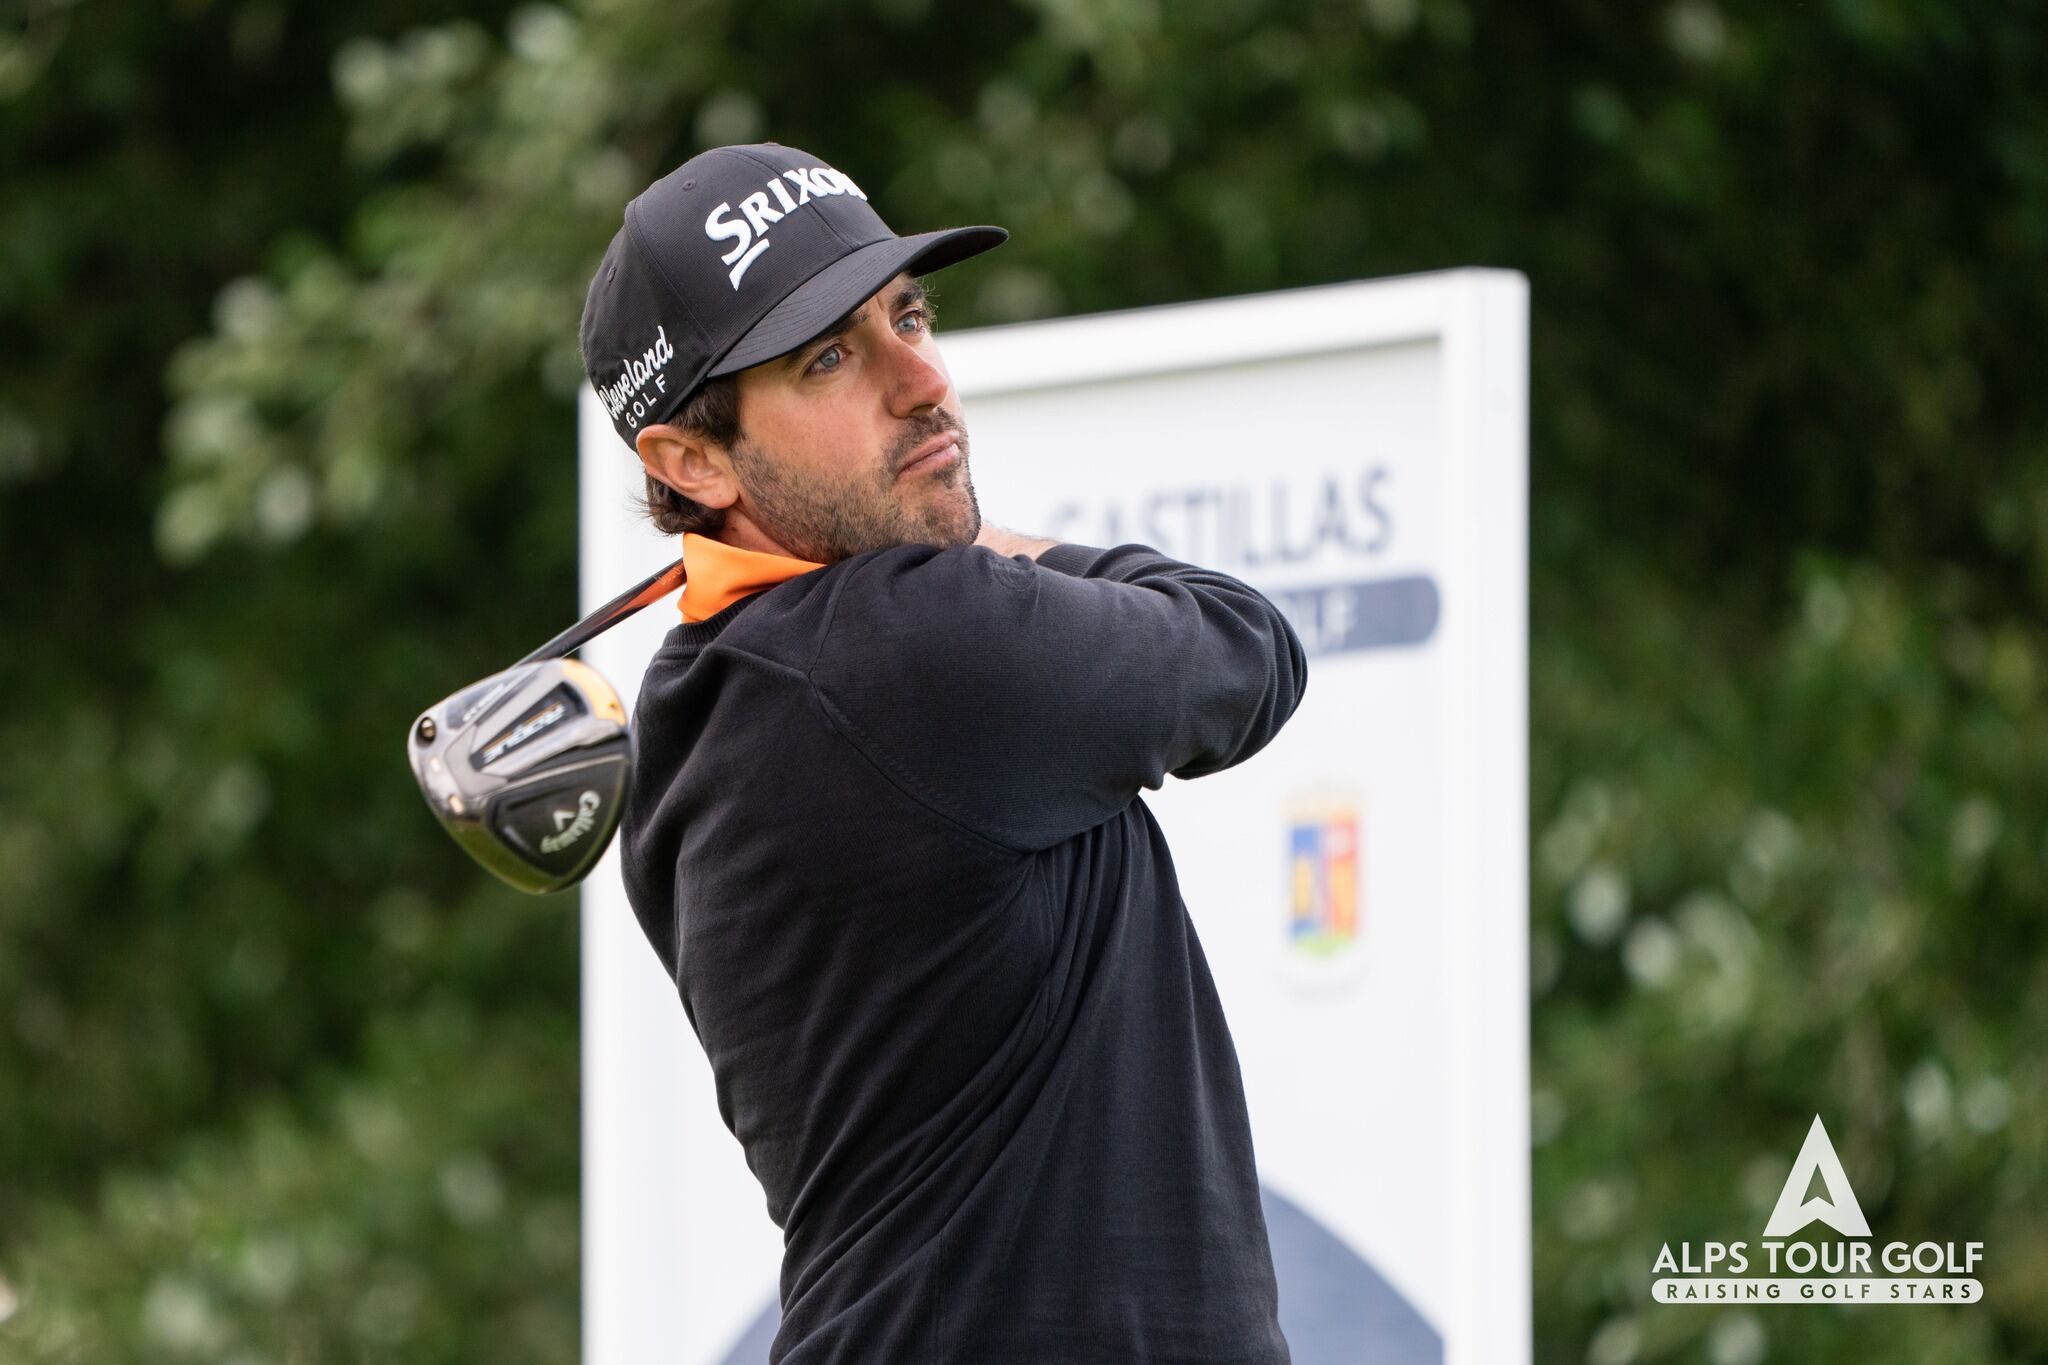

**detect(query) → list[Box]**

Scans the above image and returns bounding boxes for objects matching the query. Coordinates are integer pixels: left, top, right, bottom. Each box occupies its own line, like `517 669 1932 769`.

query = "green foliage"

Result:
9 998 578 1364
1531 548 2048 1360
4 0 2045 1360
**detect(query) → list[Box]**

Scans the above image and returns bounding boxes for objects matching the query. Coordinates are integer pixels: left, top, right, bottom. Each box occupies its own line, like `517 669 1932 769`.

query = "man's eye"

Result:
896 307 931 335
808 344 844 375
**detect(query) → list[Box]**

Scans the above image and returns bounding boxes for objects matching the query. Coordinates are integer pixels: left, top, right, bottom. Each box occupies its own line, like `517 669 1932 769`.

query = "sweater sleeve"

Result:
807 541 1309 852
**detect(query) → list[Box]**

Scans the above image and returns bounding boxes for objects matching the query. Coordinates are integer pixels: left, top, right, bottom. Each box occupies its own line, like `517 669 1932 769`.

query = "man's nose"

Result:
884 330 950 416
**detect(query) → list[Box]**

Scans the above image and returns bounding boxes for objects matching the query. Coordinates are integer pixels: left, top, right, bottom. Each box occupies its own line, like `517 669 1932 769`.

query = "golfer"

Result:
581 142 1305 1363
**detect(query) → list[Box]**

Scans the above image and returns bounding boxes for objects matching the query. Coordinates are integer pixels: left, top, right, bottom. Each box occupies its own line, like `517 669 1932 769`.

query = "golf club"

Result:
406 558 685 893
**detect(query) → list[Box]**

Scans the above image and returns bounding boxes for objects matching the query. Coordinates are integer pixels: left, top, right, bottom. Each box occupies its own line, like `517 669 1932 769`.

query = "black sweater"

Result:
620 541 1308 1364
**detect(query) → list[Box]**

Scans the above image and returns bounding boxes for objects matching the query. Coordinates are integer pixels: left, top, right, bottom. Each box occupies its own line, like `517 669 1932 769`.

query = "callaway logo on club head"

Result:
539 790 603 854
704 165 869 289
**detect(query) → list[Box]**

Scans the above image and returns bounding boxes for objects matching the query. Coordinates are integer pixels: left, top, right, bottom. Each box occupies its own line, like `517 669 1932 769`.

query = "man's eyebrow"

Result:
780 278 931 374
782 301 869 375
783 304 865 373
891 278 931 313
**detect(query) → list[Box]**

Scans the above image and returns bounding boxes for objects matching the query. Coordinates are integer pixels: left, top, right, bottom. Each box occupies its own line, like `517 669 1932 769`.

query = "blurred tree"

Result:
0 0 579 1352
3 0 2045 1359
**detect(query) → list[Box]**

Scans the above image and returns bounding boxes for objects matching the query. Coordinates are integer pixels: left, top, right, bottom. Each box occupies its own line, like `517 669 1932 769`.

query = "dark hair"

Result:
637 373 741 537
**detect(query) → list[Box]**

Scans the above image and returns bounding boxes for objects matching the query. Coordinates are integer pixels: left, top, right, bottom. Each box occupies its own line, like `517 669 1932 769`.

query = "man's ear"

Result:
636 422 740 511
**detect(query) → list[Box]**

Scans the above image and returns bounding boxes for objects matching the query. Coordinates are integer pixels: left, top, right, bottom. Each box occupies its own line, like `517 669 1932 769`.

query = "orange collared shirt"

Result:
677 532 825 623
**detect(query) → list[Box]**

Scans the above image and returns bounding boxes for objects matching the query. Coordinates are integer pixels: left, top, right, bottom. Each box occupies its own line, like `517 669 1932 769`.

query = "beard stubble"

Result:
727 409 983 563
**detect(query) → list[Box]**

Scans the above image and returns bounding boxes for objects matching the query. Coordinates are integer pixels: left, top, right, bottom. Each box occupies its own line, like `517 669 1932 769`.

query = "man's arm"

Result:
972 522 1060 561
809 540 1309 853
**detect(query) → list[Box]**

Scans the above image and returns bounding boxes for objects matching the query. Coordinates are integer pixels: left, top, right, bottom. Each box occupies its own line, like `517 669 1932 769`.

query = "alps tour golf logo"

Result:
1653 1116 1984 1305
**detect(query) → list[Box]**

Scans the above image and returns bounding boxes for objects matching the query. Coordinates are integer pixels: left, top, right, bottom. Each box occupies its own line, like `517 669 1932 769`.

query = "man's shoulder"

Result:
750 543 1041 647
835 540 1041 586
636 543 1059 703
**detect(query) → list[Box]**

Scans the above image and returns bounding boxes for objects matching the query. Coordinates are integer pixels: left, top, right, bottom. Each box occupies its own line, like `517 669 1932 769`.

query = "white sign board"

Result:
579 269 1529 1365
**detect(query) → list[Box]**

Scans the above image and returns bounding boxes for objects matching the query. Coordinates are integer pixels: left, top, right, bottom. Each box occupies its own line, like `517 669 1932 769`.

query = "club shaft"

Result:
516 558 687 666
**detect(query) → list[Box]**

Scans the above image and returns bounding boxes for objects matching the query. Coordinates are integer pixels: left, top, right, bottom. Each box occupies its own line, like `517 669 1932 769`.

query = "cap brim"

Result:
706 225 1007 379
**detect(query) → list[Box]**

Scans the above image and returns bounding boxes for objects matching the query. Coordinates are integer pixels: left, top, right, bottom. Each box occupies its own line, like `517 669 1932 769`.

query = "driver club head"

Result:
407 657 631 894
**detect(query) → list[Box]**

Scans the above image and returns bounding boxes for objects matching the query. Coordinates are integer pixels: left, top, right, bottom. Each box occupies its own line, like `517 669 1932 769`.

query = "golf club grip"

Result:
516 557 687 666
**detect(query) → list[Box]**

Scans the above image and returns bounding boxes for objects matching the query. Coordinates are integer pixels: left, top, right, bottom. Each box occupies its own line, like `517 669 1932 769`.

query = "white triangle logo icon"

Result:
1762 1115 1871 1238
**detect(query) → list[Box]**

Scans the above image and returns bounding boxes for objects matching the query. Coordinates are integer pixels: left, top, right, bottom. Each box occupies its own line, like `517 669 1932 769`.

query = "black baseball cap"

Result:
580 142 1007 450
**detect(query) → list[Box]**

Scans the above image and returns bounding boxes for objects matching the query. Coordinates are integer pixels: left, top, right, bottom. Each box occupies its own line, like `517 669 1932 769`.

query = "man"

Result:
581 142 1305 1363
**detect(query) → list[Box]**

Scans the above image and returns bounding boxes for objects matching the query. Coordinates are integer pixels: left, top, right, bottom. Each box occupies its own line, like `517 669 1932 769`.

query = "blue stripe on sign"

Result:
1262 1183 1444 1364
715 1184 1444 1364
1267 574 1441 657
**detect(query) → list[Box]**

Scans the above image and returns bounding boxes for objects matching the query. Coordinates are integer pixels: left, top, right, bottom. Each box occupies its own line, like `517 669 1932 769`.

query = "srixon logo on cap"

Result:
704 166 869 289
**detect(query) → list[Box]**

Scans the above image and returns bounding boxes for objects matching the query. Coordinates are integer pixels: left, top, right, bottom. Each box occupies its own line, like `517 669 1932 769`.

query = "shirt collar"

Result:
678 532 825 622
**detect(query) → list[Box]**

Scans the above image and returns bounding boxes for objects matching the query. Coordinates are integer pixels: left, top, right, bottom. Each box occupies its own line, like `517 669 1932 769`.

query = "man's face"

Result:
723 273 980 563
